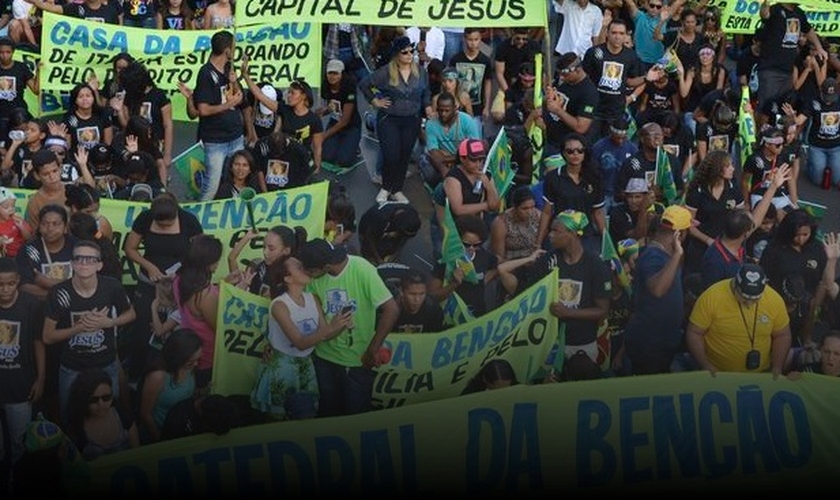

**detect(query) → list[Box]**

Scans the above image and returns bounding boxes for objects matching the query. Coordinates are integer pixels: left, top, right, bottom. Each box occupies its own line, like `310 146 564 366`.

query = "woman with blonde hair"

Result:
360 36 432 204
431 67 473 116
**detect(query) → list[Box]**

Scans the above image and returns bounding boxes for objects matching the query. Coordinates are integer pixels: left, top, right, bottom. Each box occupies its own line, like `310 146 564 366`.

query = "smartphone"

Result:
336 224 344 236
9 130 25 141
340 304 354 315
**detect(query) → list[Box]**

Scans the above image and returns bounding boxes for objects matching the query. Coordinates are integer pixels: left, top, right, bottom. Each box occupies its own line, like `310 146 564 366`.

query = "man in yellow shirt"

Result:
686 263 791 377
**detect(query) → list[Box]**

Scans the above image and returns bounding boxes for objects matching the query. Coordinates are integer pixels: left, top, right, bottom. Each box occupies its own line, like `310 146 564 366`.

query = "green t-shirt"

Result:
307 256 393 367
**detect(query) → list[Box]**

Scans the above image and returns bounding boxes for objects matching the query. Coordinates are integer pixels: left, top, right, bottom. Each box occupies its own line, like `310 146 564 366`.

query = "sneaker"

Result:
391 191 409 204
371 173 382 185
376 189 390 203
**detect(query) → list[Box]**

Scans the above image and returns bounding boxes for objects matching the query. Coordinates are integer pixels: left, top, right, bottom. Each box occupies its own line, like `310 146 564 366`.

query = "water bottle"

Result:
823 166 832 190
472 179 483 195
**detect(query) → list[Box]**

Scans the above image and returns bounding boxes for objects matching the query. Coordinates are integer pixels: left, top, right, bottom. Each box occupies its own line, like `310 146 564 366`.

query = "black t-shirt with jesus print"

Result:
15 235 76 286
582 44 642 121
0 292 44 404
45 276 132 371
758 4 812 72
194 61 243 143
64 111 112 150
803 97 840 149
320 77 361 129
133 87 171 144
0 61 33 117
544 76 599 147
61 2 120 24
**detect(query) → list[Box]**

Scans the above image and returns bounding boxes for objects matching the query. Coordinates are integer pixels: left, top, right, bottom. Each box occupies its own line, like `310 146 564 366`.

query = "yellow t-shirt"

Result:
689 280 790 373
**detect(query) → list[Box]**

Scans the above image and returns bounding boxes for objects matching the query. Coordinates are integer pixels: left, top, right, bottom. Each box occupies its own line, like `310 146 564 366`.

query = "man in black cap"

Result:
686 263 791 377
299 239 399 416
358 202 422 298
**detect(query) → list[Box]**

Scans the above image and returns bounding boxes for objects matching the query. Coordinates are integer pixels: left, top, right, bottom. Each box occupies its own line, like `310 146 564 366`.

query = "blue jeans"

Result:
442 31 463 66
201 136 244 201
59 359 121 425
377 113 421 193
807 144 840 186
0 401 31 464
322 123 362 167
312 354 375 417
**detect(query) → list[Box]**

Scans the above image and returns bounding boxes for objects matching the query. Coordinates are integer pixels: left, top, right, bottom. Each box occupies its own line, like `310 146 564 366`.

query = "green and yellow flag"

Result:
441 292 474 328
485 128 515 199
440 200 478 284
738 85 757 169
529 53 544 185
170 142 205 201
655 147 679 205
601 219 632 297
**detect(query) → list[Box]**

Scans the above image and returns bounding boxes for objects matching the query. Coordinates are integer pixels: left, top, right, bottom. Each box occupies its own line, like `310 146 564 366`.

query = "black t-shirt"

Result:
194 62 243 143
0 61 33 116
9 145 40 188
616 151 658 199
743 151 790 197
450 51 494 115
320 78 360 129
394 298 444 334
544 77 599 147
543 167 604 238
64 111 112 150
684 180 744 240
696 121 737 155
662 127 695 175
161 12 190 30
761 240 826 294
518 248 611 346
62 2 121 24
582 44 642 120
0 292 44 404
278 105 323 151
643 79 678 112
122 0 156 21
608 203 639 244
758 4 812 72
359 202 419 262
494 39 539 87
664 31 703 70
15 236 76 285
250 136 311 190
45 277 132 371
736 49 761 92
803 97 840 148
132 87 171 143
245 87 280 139
130 208 203 281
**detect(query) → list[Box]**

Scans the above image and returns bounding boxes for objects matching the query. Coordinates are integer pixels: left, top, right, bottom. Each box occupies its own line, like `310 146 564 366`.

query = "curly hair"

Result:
688 149 731 191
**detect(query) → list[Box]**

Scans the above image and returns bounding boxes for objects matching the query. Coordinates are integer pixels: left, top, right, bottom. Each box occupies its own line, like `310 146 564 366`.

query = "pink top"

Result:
173 276 218 370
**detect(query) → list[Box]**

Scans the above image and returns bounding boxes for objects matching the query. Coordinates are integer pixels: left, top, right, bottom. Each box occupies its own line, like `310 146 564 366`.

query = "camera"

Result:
8 130 25 142
746 350 761 370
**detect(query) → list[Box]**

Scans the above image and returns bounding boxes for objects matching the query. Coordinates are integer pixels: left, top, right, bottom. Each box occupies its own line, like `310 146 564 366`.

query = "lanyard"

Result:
737 301 759 349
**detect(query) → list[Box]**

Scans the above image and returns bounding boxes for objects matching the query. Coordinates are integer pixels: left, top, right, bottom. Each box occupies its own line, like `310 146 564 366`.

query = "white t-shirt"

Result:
269 292 321 357
554 0 603 59
12 0 35 20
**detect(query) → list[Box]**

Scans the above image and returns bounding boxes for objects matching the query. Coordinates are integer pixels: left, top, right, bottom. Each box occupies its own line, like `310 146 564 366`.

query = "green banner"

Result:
721 0 840 35
236 0 545 28
211 270 558 408
38 13 321 121
85 372 840 496
11 182 328 285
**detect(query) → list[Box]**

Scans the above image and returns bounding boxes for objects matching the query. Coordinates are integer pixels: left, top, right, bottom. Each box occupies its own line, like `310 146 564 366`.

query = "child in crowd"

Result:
157 0 193 30
0 187 32 257
1 117 45 188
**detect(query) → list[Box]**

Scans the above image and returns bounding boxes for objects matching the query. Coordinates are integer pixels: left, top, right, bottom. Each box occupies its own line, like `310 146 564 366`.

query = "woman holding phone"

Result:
250 255 353 420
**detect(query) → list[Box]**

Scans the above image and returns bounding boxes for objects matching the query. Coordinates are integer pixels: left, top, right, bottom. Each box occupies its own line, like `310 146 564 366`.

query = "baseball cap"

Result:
554 210 589 235
458 138 487 161
660 205 698 230
625 178 649 194
0 187 16 203
88 143 112 165
258 84 277 116
299 238 347 270
326 59 345 74
821 77 837 105
733 263 767 300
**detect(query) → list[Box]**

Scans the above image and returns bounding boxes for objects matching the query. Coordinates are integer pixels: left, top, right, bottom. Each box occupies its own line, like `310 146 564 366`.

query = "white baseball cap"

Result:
259 85 277 116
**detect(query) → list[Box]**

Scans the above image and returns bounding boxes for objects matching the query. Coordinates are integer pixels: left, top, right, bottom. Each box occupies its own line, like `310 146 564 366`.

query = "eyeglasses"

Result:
564 148 585 155
73 255 101 264
462 241 483 248
88 393 113 404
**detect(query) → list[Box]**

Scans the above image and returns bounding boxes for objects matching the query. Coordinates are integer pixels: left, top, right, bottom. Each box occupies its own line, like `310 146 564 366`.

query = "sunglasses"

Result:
564 148 585 155
649 3 663 9
559 64 580 75
88 393 113 404
73 255 101 264
462 241 483 248
700 49 715 56
400 49 415 55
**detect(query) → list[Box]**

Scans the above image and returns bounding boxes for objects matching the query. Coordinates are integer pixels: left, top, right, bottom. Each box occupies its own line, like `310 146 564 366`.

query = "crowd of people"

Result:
1 0 840 495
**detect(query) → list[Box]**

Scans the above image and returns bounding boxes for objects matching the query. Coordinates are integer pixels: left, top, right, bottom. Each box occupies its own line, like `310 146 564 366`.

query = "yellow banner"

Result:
39 13 322 121
211 270 559 408
11 182 328 285
236 0 545 28
85 372 840 495
721 0 840 35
